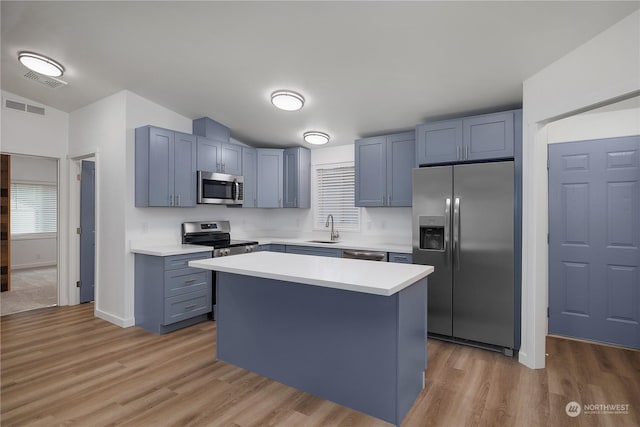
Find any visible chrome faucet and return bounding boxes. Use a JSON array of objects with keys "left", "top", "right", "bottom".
[{"left": 325, "top": 214, "right": 340, "bottom": 241}]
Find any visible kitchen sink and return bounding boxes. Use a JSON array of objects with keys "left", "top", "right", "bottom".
[{"left": 307, "top": 240, "right": 340, "bottom": 244}]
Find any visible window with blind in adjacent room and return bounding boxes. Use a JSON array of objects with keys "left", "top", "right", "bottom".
[
  {"left": 10, "top": 183, "right": 57, "bottom": 235},
  {"left": 314, "top": 163, "right": 360, "bottom": 231}
]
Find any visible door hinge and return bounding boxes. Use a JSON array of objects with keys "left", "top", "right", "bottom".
[
  {"left": 76, "top": 281, "right": 81, "bottom": 288},
  {"left": 77, "top": 227, "right": 81, "bottom": 235}
]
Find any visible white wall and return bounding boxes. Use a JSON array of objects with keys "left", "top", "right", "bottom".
[
  {"left": 520, "top": 10, "right": 640, "bottom": 369},
  {"left": 10, "top": 155, "right": 58, "bottom": 269},
  {"left": 1, "top": 91, "right": 69, "bottom": 304},
  {"left": 69, "top": 91, "right": 128, "bottom": 325},
  {"left": 547, "top": 96, "right": 640, "bottom": 144}
]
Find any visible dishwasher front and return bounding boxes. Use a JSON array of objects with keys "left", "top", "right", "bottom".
[{"left": 342, "top": 249, "right": 388, "bottom": 262}]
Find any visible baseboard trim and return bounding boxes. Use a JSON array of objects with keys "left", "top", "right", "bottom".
[
  {"left": 95, "top": 308, "right": 135, "bottom": 328},
  {"left": 11, "top": 262, "right": 57, "bottom": 270}
]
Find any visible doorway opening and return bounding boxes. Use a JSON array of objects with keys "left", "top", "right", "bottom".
[{"left": 1, "top": 153, "right": 59, "bottom": 315}]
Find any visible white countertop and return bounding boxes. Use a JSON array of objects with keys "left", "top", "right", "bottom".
[
  {"left": 254, "top": 236, "right": 412, "bottom": 254},
  {"left": 130, "top": 243, "right": 212, "bottom": 257},
  {"left": 189, "top": 252, "right": 433, "bottom": 296}
]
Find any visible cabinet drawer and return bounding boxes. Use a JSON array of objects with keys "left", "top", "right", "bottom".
[
  {"left": 164, "top": 269, "right": 210, "bottom": 298},
  {"left": 389, "top": 252, "right": 413, "bottom": 264},
  {"left": 164, "top": 252, "right": 211, "bottom": 270},
  {"left": 164, "top": 289, "right": 211, "bottom": 325}
]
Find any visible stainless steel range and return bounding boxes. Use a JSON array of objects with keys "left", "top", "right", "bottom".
[
  {"left": 182, "top": 220, "right": 258, "bottom": 319},
  {"left": 182, "top": 220, "right": 258, "bottom": 257}
]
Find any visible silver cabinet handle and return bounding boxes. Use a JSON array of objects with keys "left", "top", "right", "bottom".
[
  {"left": 394, "top": 255, "right": 408, "bottom": 260},
  {"left": 169, "top": 194, "right": 174, "bottom": 206},
  {"left": 465, "top": 145, "right": 469, "bottom": 160},
  {"left": 176, "top": 194, "right": 181, "bottom": 206},
  {"left": 184, "top": 279, "right": 197, "bottom": 285},
  {"left": 184, "top": 303, "right": 198, "bottom": 310},
  {"left": 278, "top": 198, "right": 281, "bottom": 207},
  {"left": 457, "top": 146, "right": 461, "bottom": 160},
  {"left": 222, "top": 163, "right": 225, "bottom": 173},
  {"left": 453, "top": 197, "right": 461, "bottom": 270},
  {"left": 216, "top": 163, "right": 220, "bottom": 172}
]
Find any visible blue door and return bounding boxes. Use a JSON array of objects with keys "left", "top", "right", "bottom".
[
  {"left": 80, "top": 160, "right": 95, "bottom": 303},
  {"left": 548, "top": 135, "right": 639, "bottom": 349}
]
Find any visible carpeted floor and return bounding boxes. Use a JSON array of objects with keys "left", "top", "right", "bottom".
[{"left": 0, "top": 266, "right": 57, "bottom": 316}]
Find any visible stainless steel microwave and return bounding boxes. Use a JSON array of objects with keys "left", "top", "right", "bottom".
[{"left": 197, "top": 171, "right": 244, "bottom": 205}]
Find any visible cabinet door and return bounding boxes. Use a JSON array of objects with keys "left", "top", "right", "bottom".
[
  {"left": 173, "top": 132, "right": 196, "bottom": 207},
  {"left": 257, "top": 149, "right": 283, "bottom": 208},
  {"left": 283, "top": 148, "right": 299, "bottom": 208},
  {"left": 221, "top": 143, "right": 242, "bottom": 175},
  {"left": 387, "top": 132, "right": 415, "bottom": 207},
  {"left": 148, "top": 127, "right": 174, "bottom": 206},
  {"left": 196, "top": 137, "right": 221, "bottom": 173},
  {"left": 416, "top": 119, "right": 462, "bottom": 165},
  {"left": 242, "top": 147, "right": 257, "bottom": 208},
  {"left": 355, "top": 136, "right": 387, "bottom": 206},
  {"left": 463, "top": 111, "right": 514, "bottom": 161}
]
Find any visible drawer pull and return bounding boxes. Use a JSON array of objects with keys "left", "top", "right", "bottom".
[
  {"left": 184, "top": 279, "right": 198, "bottom": 284},
  {"left": 395, "top": 256, "right": 408, "bottom": 260},
  {"left": 184, "top": 303, "right": 199, "bottom": 310}
]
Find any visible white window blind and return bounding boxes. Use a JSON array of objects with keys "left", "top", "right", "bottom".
[
  {"left": 10, "top": 183, "right": 57, "bottom": 235},
  {"left": 315, "top": 164, "right": 360, "bottom": 231}
]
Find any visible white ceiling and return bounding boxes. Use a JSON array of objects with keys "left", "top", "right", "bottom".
[{"left": 2, "top": 1, "right": 638, "bottom": 148}]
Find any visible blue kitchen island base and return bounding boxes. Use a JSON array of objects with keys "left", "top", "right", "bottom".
[{"left": 216, "top": 271, "right": 427, "bottom": 426}]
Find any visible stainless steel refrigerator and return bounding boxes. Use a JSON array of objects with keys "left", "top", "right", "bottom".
[{"left": 412, "top": 161, "right": 516, "bottom": 353}]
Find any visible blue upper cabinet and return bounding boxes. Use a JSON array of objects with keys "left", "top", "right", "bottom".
[
  {"left": 136, "top": 126, "right": 196, "bottom": 207},
  {"left": 463, "top": 111, "right": 515, "bottom": 161},
  {"left": 386, "top": 132, "right": 415, "bottom": 206},
  {"left": 416, "top": 110, "right": 519, "bottom": 165},
  {"left": 193, "top": 117, "right": 241, "bottom": 175},
  {"left": 173, "top": 132, "right": 197, "bottom": 207},
  {"left": 242, "top": 147, "right": 257, "bottom": 208},
  {"left": 196, "top": 137, "right": 242, "bottom": 175},
  {"left": 416, "top": 119, "right": 462, "bottom": 165},
  {"left": 257, "top": 149, "right": 284, "bottom": 208},
  {"left": 355, "top": 132, "right": 415, "bottom": 207},
  {"left": 355, "top": 136, "right": 387, "bottom": 206},
  {"left": 221, "top": 143, "right": 242, "bottom": 175},
  {"left": 196, "top": 136, "right": 221, "bottom": 173},
  {"left": 283, "top": 147, "right": 311, "bottom": 208}
]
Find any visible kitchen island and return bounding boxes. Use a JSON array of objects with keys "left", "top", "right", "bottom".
[{"left": 189, "top": 252, "right": 433, "bottom": 426}]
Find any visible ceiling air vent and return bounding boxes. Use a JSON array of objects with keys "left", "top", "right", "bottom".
[
  {"left": 4, "top": 98, "right": 46, "bottom": 116},
  {"left": 23, "top": 70, "right": 67, "bottom": 89}
]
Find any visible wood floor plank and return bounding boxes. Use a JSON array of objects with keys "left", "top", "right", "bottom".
[{"left": 2, "top": 304, "right": 639, "bottom": 426}]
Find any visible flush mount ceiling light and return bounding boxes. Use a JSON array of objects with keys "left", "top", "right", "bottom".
[
  {"left": 304, "top": 131, "right": 330, "bottom": 145},
  {"left": 271, "top": 90, "right": 305, "bottom": 111},
  {"left": 18, "top": 51, "right": 65, "bottom": 77}
]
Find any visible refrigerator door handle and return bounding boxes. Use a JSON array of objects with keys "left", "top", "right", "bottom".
[
  {"left": 444, "top": 198, "right": 451, "bottom": 257},
  {"left": 453, "top": 197, "right": 460, "bottom": 269}
]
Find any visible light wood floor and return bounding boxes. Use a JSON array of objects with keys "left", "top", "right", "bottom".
[{"left": 1, "top": 304, "right": 638, "bottom": 426}]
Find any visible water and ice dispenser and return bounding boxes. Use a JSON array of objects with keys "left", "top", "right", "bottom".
[{"left": 419, "top": 216, "right": 445, "bottom": 251}]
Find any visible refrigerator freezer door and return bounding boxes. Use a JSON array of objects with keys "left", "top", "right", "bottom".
[
  {"left": 412, "top": 166, "right": 453, "bottom": 336},
  {"left": 452, "top": 161, "right": 514, "bottom": 348}
]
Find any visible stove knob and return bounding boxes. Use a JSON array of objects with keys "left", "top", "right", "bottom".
[{"left": 225, "top": 249, "right": 231, "bottom": 256}]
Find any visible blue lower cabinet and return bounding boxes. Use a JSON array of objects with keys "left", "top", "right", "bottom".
[
  {"left": 259, "top": 244, "right": 286, "bottom": 252},
  {"left": 389, "top": 252, "right": 413, "bottom": 264},
  {"left": 285, "top": 245, "right": 342, "bottom": 258},
  {"left": 135, "top": 252, "right": 212, "bottom": 334}
]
